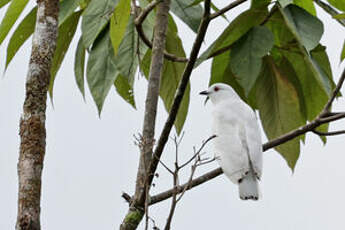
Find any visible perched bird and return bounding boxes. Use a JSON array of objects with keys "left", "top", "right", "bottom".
[{"left": 200, "top": 83, "right": 263, "bottom": 200}]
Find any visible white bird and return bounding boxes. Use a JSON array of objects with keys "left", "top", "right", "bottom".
[{"left": 200, "top": 83, "right": 263, "bottom": 200}]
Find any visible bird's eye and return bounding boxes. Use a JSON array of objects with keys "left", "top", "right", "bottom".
[{"left": 214, "top": 86, "right": 219, "bottom": 92}]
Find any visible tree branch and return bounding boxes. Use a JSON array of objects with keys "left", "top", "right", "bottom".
[
  {"left": 134, "top": 0, "right": 188, "bottom": 63},
  {"left": 209, "top": 0, "right": 248, "bottom": 20},
  {"left": 313, "top": 0, "right": 345, "bottom": 27},
  {"left": 149, "top": 65, "right": 345, "bottom": 205},
  {"left": 16, "top": 1, "right": 59, "bottom": 229},
  {"left": 120, "top": 1, "right": 172, "bottom": 229},
  {"left": 147, "top": 0, "right": 212, "bottom": 195},
  {"left": 312, "top": 129, "right": 345, "bottom": 136}
]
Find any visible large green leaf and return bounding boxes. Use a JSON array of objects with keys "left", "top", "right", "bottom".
[
  {"left": 196, "top": 6, "right": 269, "bottom": 67},
  {"left": 0, "top": 0, "right": 11, "bottom": 9},
  {"left": 49, "top": 11, "right": 81, "bottom": 98},
  {"left": 327, "top": 0, "right": 345, "bottom": 11},
  {"left": 281, "top": 4, "right": 323, "bottom": 51},
  {"left": 341, "top": 39, "right": 345, "bottom": 63},
  {"left": 59, "top": 0, "right": 82, "bottom": 25},
  {"left": 256, "top": 56, "right": 305, "bottom": 170},
  {"left": 6, "top": 6, "right": 36, "bottom": 69},
  {"left": 141, "top": 17, "right": 189, "bottom": 134},
  {"left": 81, "top": 0, "right": 120, "bottom": 48},
  {"left": 87, "top": 28, "right": 118, "bottom": 114},
  {"left": 170, "top": 0, "right": 203, "bottom": 33},
  {"left": 230, "top": 26, "right": 274, "bottom": 96},
  {"left": 0, "top": 0, "right": 29, "bottom": 46},
  {"left": 110, "top": 0, "right": 131, "bottom": 55},
  {"left": 293, "top": 0, "right": 316, "bottom": 16},
  {"left": 74, "top": 36, "right": 86, "bottom": 98}
]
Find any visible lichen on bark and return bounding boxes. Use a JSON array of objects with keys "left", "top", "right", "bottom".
[{"left": 16, "top": 1, "right": 59, "bottom": 230}]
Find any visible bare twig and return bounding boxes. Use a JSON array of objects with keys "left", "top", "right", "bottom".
[
  {"left": 312, "top": 129, "right": 345, "bottom": 136},
  {"left": 134, "top": 0, "right": 188, "bottom": 62},
  {"left": 321, "top": 67, "right": 345, "bottom": 114},
  {"left": 179, "top": 135, "right": 217, "bottom": 169},
  {"left": 313, "top": 0, "right": 345, "bottom": 27},
  {"left": 164, "top": 135, "right": 215, "bottom": 230},
  {"left": 209, "top": 0, "right": 248, "bottom": 20}
]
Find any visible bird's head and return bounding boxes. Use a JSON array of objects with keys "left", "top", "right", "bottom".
[{"left": 199, "top": 83, "right": 239, "bottom": 105}]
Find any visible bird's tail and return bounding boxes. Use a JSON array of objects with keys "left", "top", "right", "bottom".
[{"left": 238, "top": 167, "right": 259, "bottom": 201}]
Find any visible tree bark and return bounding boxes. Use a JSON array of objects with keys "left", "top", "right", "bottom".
[
  {"left": 16, "top": 1, "right": 59, "bottom": 229},
  {"left": 120, "top": 0, "right": 171, "bottom": 229}
]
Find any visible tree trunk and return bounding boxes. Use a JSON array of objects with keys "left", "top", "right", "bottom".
[
  {"left": 120, "top": 0, "right": 171, "bottom": 229},
  {"left": 16, "top": 1, "right": 59, "bottom": 229}
]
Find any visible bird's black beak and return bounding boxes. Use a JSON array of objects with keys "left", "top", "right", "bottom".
[
  {"left": 199, "top": 90, "right": 209, "bottom": 105},
  {"left": 199, "top": 90, "right": 209, "bottom": 95}
]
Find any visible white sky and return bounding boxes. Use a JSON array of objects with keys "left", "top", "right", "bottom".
[{"left": 1, "top": 1, "right": 345, "bottom": 229}]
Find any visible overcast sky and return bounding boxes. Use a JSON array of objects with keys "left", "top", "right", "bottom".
[{"left": 1, "top": 1, "right": 345, "bottom": 230}]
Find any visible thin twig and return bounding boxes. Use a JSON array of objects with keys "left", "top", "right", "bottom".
[
  {"left": 312, "top": 129, "right": 345, "bottom": 136},
  {"left": 313, "top": 0, "right": 345, "bottom": 27},
  {"left": 321, "top": 67, "right": 345, "bottom": 114},
  {"left": 179, "top": 135, "right": 217, "bottom": 169},
  {"left": 209, "top": 0, "right": 248, "bottom": 20}
]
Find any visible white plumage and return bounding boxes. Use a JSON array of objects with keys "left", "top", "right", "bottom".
[{"left": 200, "top": 83, "right": 263, "bottom": 200}]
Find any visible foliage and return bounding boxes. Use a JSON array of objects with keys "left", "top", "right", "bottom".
[{"left": 1, "top": 0, "right": 344, "bottom": 170}]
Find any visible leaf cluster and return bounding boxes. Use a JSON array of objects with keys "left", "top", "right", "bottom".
[{"left": 1, "top": 0, "right": 345, "bottom": 169}]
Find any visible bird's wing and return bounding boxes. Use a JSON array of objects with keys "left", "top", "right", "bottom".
[{"left": 239, "top": 104, "right": 263, "bottom": 178}]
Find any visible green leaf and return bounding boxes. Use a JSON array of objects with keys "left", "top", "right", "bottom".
[
  {"left": 281, "top": 4, "right": 323, "bottom": 51},
  {"left": 196, "top": 6, "right": 269, "bottom": 67},
  {"left": 114, "top": 74, "right": 136, "bottom": 108},
  {"left": 210, "top": 51, "right": 246, "bottom": 102},
  {"left": 0, "top": 0, "right": 29, "bottom": 46},
  {"left": 251, "top": 0, "right": 271, "bottom": 8},
  {"left": 141, "top": 17, "right": 190, "bottom": 134},
  {"left": 277, "top": 0, "right": 293, "bottom": 8},
  {"left": 255, "top": 56, "right": 305, "bottom": 170},
  {"left": 74, "top": 36, "right": 86, "bottom": 98},
  {"left": 341, "top": 39, "right": 345, "bottom": 63},
  {"left": 87, "top": 27, "right": 118, "bottom": 114},
  {"left": 110, "top": 0, "right": 131, "bottom": 55},
  {"left": 6, "top": 6, "right": 36, "bottom": 69},
  {"left": 333, "top": 13, "right": 345, "bottom": 20},
  {"left": 59, "top": 0, "right": 82, "bottom": 25},
  {"left": 293, "top": 0, "right": 316, "bottom": 16},
  {"left": 0, "top": 0, "right": 11, "bottom": 9},
  {"left": 81, "top": 0, "right": 120, "bottom": 48},
  {"left": 115, "top": 15, "right": 150, "bottom": 82},
  {"left": 112, "top": 3, "right": 154, "bottom": 108},
  {"left": 327, "top": 0, "right": 345, "bottom": 11},
  {"left": 170, "top": 0, "right": 203, "bottom": 33},
  {"left": 49, "top": 11, "right": 81, "bottom": 98},
  {"left": 230, "top": 26, "right": 274, "bottom": 96}
]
